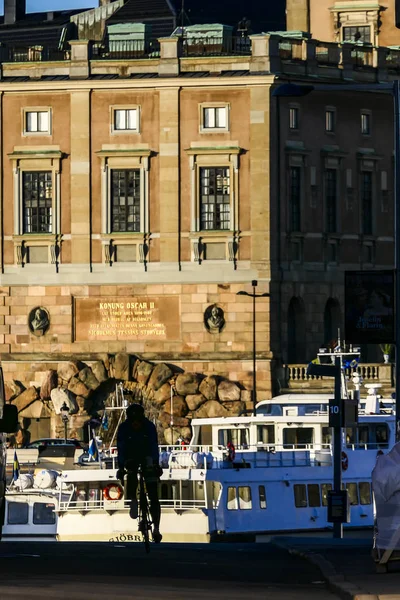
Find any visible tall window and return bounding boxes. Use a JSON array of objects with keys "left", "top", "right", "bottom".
[
  {"left": 361, "top": 171, "right": 373, "bottom": 234},
  {"left": 325, "top": 169, "right": 337, "bottom": 233},
  {"left": 289, "top": 107, "right": 299, "bottom": 130},
  {"left": 22, "top": 171, "right": 52, "bottom": 233},
  {"left": 111, "top": 169, "right": 141, "bottom": 232},
  {"left": 343, "top": 26, "right": 371, "bottom": 43},
  {"left": 200, "top": 167, "right": 230, "bottom": 230},
  {"left": 325, "top": 110, "right": 335, "bottom": 133},
  {"left": 361, "top": 113, "right": 371, "bottom": 135},
  {"left": 289, "top": 166, "right": 301, "bottom": 231}
]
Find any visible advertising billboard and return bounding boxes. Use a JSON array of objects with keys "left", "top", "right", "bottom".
[{"left": 345, "top": 270, "right": 394, "bottom": 344}]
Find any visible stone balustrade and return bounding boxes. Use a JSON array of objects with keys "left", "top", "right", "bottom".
[{"left": 283, "top": 363, "right": 393, "bottom": 393}]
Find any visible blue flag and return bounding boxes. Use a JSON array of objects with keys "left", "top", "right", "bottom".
[
  {"left": 101, "top": 412, "right": 109, "bottom": 431},
  {"left": 12, "top": 450, "right": 20, "bottom": 482},
  {"left": 88, "top": 431, "right": 99, "bottom": 462}
]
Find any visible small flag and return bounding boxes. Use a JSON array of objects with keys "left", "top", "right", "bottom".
[
  {"left": 12, "top": 450, "right": 20, "bottom": 482},
  {"left": 101, "top": 411, "right": 109, "bottom": 431},
  {"left": 88, "top": 431, "right": 99, "bottom": 462}
]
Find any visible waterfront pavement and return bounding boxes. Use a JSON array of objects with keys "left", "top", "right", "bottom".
[
  {"left": 271, "top": 532, "right": 400, "bottom": 599},
  {"left": 0, "top": 541, "right": 342, "bottom": 599}
]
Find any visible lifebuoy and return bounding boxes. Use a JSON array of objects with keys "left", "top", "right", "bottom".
[
  {"left": 103, "top": 483, "right": 123, "bottom": 501},
  {"left": 227, "top": 441, "right": 236, "bottom": 462},
  {"left": 341, "top": 451, "right": 349, "bottom": 471}
]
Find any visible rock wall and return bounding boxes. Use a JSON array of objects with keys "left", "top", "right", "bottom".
[{"left": 6, "top": 353, "right": 253, "bottom": 445}]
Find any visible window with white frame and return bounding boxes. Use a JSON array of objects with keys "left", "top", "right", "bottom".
[
  {"left": 202, "top": 106, "right": 228, "bottom": 130},
  {"left": 113, "top": 108, "right": 139, "bottom": 132},
  {"left": 22, "top": 171, "right": 53, "bottom": 233},
  {"left": 25, "top": 110, "right": 50, "bottom": 134},
  {"left": 200, "top": 167, "right": 230, "bottom": 230},
  {"left": 110, "top": 169, "right": 141, "bottom": 232}
]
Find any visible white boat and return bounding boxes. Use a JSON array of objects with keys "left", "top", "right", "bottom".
[{"left": 3, "top": 379, "right": 394, "bottom": 542}]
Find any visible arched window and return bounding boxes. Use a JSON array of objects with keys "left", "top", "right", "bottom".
[
  {"left": 287, "top": 297, "right": 306, "bottom": 363},
  {"left": 324, "top": 298, "right": 341, "bottom": 345}
]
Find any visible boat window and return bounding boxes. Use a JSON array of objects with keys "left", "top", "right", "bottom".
[
  {"left": 346, "top": 483, "right": 359, "bottom": 505},
  {"left": 358, "top": 425, "right": 369, "bottom": 446},
  {"left": 283, "top": 428, "right": 314, "bottom": 448},
  {"left": 198, "top": 424, "right": 212, "bottom": 446},
  {"left": 160, "top": 483, "right": 174, "bottom": 500},
  {"left": 8, "top": 502, "right": 29, "bottom": 525},
  {"left": 259, "top": 485, "right": 267, "bottom": 509},
  {"left": 294, "top": 484, "right": 307, "bottom": 508},
  {"left": 257, "top": 404, "right": 282, "bottom": 416},
  {"left": 218, "top": 428, "right": 250, "bottom": 449},
  {"left": 227, "top": 487, "right": 238, "bottom": 510},
  {"left": 346, "top": 427, "right": 356, "bottom": 447},
  {"left": 33, "top": 503, "right": 55, "bottom": 525},
  {"left": 375, "top": 424, "right": 389, "bottom": 449},
  {"left": 359, "top": 482, "right": 372, "bottom": 505},
  {"left": 307, "top": 484, "right": 321, "bottom": 507},
  {"left": 322, "top": 427, "right": 332, "bottom": 446},
  {"left": 321, "top": 483, "right": 332, "bottom": 507},
  {"left": 238, "top": 486, "right": 252, "bottom": 510},
  {"left": 257, "top": 425, "right": 275, "bottom": 445}
]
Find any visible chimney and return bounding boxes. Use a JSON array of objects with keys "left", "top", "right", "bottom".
[{"left": 4, "top": 0, "right": 26, "bottom": 25}]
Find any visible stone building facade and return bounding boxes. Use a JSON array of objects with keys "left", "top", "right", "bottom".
[
  {"left": 0, "top": 21, "right": 397, "bottom": 438},
  {"left": 287, "top": 0, "right": 400, "bottom": 47}
]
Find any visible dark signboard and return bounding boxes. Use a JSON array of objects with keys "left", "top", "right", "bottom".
[
  {"left": 345, "top": 271, "right": 394, "bottom": 344},
  {"left": 327, "top": 490, "right": 350, "bottom": 523}
]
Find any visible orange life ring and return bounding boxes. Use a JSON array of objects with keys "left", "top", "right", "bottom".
[
  {"left": 103, "top": 483, "right": 123, "bottom": 501},
  {"left": 341, "top": 451, "right": 349, "bottom": 471},
  {"left": 227, "top": 442, "right": 236, "bottom": 462}
]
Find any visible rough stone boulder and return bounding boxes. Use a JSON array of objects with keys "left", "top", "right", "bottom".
[
  {"left": 58, "top": 361, "right": 80, "bottom": 383},
  {"left": 170, "top": 395, "right": 188, "bottom": 418},
  {"left": 68, "top": 377, "right": 90, "bottom": 399},
  {"left": 153, "top": 383, "right": 171, "bottom": 406},
  {"left": 5, "top": 380, "right": 25, "bottom": 402},
  {"left": 113, "top": 353, "right": 130, "bottom": 380},
  {"left": 175, "top": 373, "right": 200, "bottom": 396},
  {"left": 40, "top": 370, "right": 58, "bottom": 400},
  {"left": 79, "top": 367, "right": 100, "bottom": 391},
  {"left": 20, "top": 400, "right": 51, "bottom": 420},
  {"left": 164, "top": 427, "right": 192, "bottom": 445},
  {"left": 50, "top": 387, "right": 77, "bottom": 415},
  {"left": 159, "top": 411, "right": 190, "bottom": 429},
  {"left": 13, "top": 387, "right": 39, "bottom": 413},
  {"left": 194, "top": 400, "right": 229, "bottom": 419},
  {"left": 218, "top": 380, "right": 241, "bottom": 402},
  {"left": 199, "top": 375, "right": 218, "bottom": 401},
  {"left": 135, "top": 361, "right": 154, "bottom": 385},
  {"left": 147, "top": 363, "right": 173, "bottom": 391},
  {"left": 91, "top": 361, "right": 108, "bottom": 383},
  {"left": 75, "top": 395, "right": 92, "bottom": 415},
  {"left": 185, "top": 394, "right": 207, "bottom": 412},
  {"left": 224, "top": 400, "right": 246, "bottom": 416}
]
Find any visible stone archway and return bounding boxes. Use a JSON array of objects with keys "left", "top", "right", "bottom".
[
  {"left": 287, "top": 297, "right": 306, "bottom": 363},
  {"left": 324, "top": 298, "right": 341, "bottom": 345}
]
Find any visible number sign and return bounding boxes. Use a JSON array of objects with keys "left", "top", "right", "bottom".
[{"left": 329, "top": 397, "right": 344, "bottom": 428}]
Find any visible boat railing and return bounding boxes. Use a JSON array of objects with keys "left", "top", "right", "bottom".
[{"left": 57, "top": 497, "right": 207, "bottom": 512}]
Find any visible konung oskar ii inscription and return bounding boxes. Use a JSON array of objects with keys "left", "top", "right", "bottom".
[{"left": 74, "top": 297, "right": 180, "bottom": 342}]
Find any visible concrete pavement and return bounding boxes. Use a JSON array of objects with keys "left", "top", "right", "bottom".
[
  {"left": 272, "top": 534, "right": 400, "bottom": 600},
  {"left": 0, "top": 541, "right": 341, "bottom": 600}
]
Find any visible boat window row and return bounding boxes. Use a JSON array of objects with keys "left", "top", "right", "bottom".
[
  {"left": 7, "top": 501, "right": 56, "bottom": 525},
  {"left": 294, "top": 482, "right": 372, "bottom": 508},
  {"left": 346, "top": 424, "right": 389, "bottom": 448},
  {"left": 227, "top": 485, "right": 267, "bottom": 510}
]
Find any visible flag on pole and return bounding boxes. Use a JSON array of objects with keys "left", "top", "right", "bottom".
[
  {"left": 12, "top": 450, "right": 20, "bottom": 482},
  {"left": 88, "top": 430, "right": 99, "bottom": 462},
  {"left": 101, "top": 411, "right": 109, "bottom": 431}
]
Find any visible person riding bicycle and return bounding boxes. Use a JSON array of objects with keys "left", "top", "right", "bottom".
[{"left": 116, "top": 403, "right": 163, "bottom": 543}]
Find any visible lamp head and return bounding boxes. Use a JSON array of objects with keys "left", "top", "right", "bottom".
[{"left": 60, "top": 401, "right": 69, "bottom": 416}]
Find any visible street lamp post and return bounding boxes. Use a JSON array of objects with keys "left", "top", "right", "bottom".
[
  {"left": 60, "top": 402, "right": 70, "bottom": 443},
  {"left": 273, "top": 81, "right": 400, "bottom": 441},
  {"left": 237, "top": 280, "right": 270, "bottom": 416}
]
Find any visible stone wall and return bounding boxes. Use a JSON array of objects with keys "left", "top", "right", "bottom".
[{"left": 6, "top": 353, "right": 254, "bottom": 446}]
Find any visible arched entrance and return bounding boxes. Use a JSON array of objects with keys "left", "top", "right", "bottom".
[
  {"left": 324, "top": 298, "right": 341, "bottom": 345},
  {"left": 287, "top": 297, "right": 306, "bottom": 363}
]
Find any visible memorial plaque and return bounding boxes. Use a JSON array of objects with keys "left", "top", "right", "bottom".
[{"left": 74, "top": 296, "right": 180, "bottom": 342}]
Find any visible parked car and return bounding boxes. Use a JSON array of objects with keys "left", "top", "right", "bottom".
[{"left": 25, "top": 438, "right": 87, "bottom": 450}]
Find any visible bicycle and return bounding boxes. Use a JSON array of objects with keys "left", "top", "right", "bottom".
[{"left": 137, "top": 464, "right": 152, "bottom": 554}]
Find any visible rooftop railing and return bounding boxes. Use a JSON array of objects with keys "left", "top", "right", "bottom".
[
  {"left": 0, "top": 45, "right": 69, "bottom": 62},
  {"left": 181, "top": 36, "right": 251, "bottom": 57},
  {"left": 91, "top": 39, "right": 160, "bottom": 60}
]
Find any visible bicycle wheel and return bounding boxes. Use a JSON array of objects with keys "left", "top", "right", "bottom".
[{"left": 139, "top": 476, "right": 151, "bottom": 554}]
